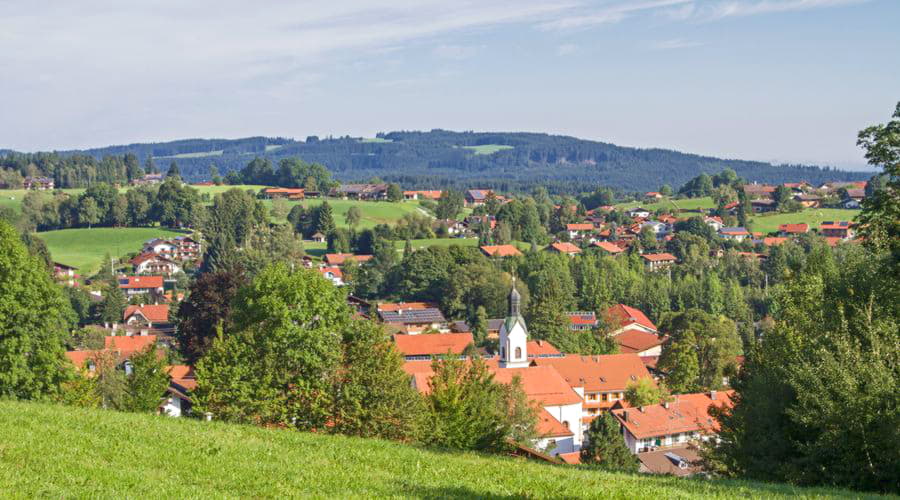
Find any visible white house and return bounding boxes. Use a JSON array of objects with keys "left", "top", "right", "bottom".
[{"left": 629, "top": 207, "right": 651, "bottom": 219}]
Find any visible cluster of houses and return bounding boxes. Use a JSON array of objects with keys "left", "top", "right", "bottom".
[{"left": 739, "top": 180, "right": 868, "bottom": 212}]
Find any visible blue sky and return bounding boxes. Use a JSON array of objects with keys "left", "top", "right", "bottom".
[{"left": 1, "top": 0, "right": 897, "bottom": 169}]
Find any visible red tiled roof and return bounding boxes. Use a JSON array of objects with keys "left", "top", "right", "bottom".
[
  {"left": 566, "top": 223, "right": 594, "bottom": 231},
  {"left": 118, "top": 276, "right": 164, "bottom": 289},
  {"left": 611, "top": 391, "right": 735, "bottom": 440},
  {"left": 537, "top": 408, "right": 574, "bottom": 438},
  {"left": 616, "top": 330, "right": 665, "bottom": 354},
  {"left": 762, "top": 237, "right": 788, "bottom": 246},
  {"left": 318, "top": 266, "right": 343, "bottom": 279},
  {"left": 491, "top": 365, "right": 584, "bottom": 406},
  {"left": 605, "top": 304, "right": 657, "bottom": 332},
  {"left": 480, "top": 245, "right": 523, "bottom": 257},
  {"left": 392, "top": 333, "right": 473, "bottom": 357},
  {"left": 592, "top": 241, "right": 623, "bottom": 253},
  {"left": 105, "top": 335, "right": 157, "bottom": 351},
  {"left": 527, "top": 340, "right": 561, "bottom": 356},
  {"left": 532, "top": 354, "right": 655, "bottom": 393},
  {"left": 167, "top": 365, "right": 197, "bottom": 390},
  {"left": 820, "top": 221, "right": 852, "bottom": 230},
  {"left": 123, "top": 304, "right": 170, "bottom": 323},
  {"left": 550, "top": 242, "right": 582, "bottom": 254},
  {"left": 640, "top": 253, "right": 677, "bottom": 262},
  {"left": 65, "top": 350, "right": 102, "bottom": 369},
  {"left": 558, "top": 452, "right": 582, "bottom": 464},
  {"left": 567, "top": 313, "right": 598, "bottom": 326},
  {"left": 324, "top": 253, "right": 374, "bottom": 265},
  {"left": 778, "top": 223, "right": 809, "bottom": 234}
]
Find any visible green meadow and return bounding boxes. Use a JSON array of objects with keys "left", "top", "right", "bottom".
[
  {"left": 35, "top": 227, "right": 186, "bottom": 274},
  {"left": 0, "top": 401, "right": 865, "bottom": 499},
  {"left": 266, "top": 198, "right": 428, "bottom": 229},
  {"left": 614, "top": 197, "right": 717, "bottom": 212},
  {"left": 462, "top": 144, "right": 514, "bottom": 155},
  {"left": 749, "top": 208, "right": 860, "bottom": 234}
]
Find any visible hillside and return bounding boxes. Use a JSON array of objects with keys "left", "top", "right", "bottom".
[
  {"left": 6, "top": 131, "right": 868, "bottom": 194},
  {"left": 0, "top": 401, "right": 870, "bottom": 498}
]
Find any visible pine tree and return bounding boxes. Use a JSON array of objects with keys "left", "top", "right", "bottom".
[
  {"left": 166, "top": 161, "right": 181, "bottom": 179},
  {"left": 0, "top": 220, "right": 75, "bottom": 399},
  {"left": 471, "top": 305, "right": 488, "bottom": 345},
  {"left": 98, "top": 286, "right": 127, "bottom": 324},
  {"left": 121, "top": 344, "right": 170, "bottom": 413},
  {"left": 314, "top": 201, "right": 336, "bottom": 236},
  {"left": 581, "top": 412, "right": 639, "bottom": 472}
]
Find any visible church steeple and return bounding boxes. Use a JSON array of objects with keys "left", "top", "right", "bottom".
[{"left": 499, "top": 278, "right": 528, "bottom": 368}]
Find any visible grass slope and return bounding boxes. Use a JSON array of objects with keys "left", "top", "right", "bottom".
[
  {"left": 463, "top": 144, "right": 514, "bottom": 155},
  {"left": 35, "top": 227, "right": 185, "bottom": 274},
  {"left": 749, "top": 208, "right": 860, "bottom": 234},
  {"left": 0, "top": 401, "right": 862, "bottom": 499},
  {"left": 614, "top": 197, "right": 716, "bottom": 212},
  {"left": 266, "top": 199, "right": 426, "bottom": 229}
]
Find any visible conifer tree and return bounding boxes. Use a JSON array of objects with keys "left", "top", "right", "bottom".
[
  {"left": 581, "top": 413, "right": 639, "bottom": 472},
  {"left": 121, "top": 344, "right": 170, "bottom": 413}
]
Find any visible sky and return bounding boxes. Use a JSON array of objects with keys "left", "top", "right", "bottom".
[{"left": 1, "top": 0, "right": 897, "bottom": 170}]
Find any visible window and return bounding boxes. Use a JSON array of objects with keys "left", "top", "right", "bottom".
[
  {"left": 514, "top": 347, "right": 522, "bottom": 359},
  {"left": 563, "top": 421, "right": 570, "bottom": 430}
]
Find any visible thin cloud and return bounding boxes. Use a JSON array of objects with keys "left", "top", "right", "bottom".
[
  {"left": 538, "top": 0, "right": 692, "bottom": 31},
  {"left": 649, "top": 38, "right": 703, "bottom": 50},
  {"left": 697, "top": 0, "right": 868, "bottom": 21}
]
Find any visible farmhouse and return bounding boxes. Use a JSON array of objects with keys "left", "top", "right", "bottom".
[
  {"left": 378, "top": 303, "right": 449, "bottom": 334},
  {"left": 778, "top": 223, "right": 809, "bottom": 236},
  {"left": 742, "top": 184, "right": 776, "bottom": 199},
  {"left": 819, "top": 221, "right": 854, "bottom": 239},
  {"left": 317, "top": 266, "right": 344, "bottom": 286},
  {"left": 324, "top": 253, "right": 373, "bottom": 266},
  {"left": 566, "top": 312, "right": 598, "bottom": 331},
  {"left": 403, "top": 190, "right": 442, "bottom": 201},
  {"left": 118, "top": 275, "right": 164, "bottom": 299},
  {"left": 332, "top": 184, "right": 388, "bottom": 200},
  {"left": 548, "top": 242, "right": 582, "bottom": 256},
  {"left": 641, "top": 253, "right": 677, "bottom": 271},
  {"left": 611, "top": 391, "right": 734, "bottom": 454},
  {"left": 592, "top": 241, "right": 624, "bottom": 255},
  {"left": 718, "top": 227, "right": 750, "bottom": 242},
  {"left": 123, "top": 304, "right": 170, "bottom": 328},
  {"left": 480, "top": 244, "right": 523, "bottom": 258},
  {"left": 566, "top": 223, "right": 595, "bottom": 239},
  {"left": 750, "top": 199, "right": 776, "bottom": 213},
  {"left": 465, "top": 189, "right": 493, "bottom": 206},
  {"left": 130, "top": 252, "right": 181, "bottom": 275},
  {"left": 628, "top": 207, "right": 650, "bottom": 219},
  {"left": 24, "top": 176, "right": 54, "bottom": 190},
  {"left": 604, "top": 304, "right": 658, "bottom": 336},
  {"left": 261, "top": 187, "right": 305, "bottom": 200},
  {"left": 131, "top": 173, "right": 163, "bottom": 186}
]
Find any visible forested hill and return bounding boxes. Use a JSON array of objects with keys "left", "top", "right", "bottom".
[{"left": 9, "top": 131, "right": 867, "bottom": 193}]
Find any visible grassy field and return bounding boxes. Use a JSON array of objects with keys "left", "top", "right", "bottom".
[
  {"left": 155, "top": 150, "right": 224, "bottom": 159},
  {"left": 462, "top": 144, "right": 514, "bottom": 155},
  {"left": 749, "top": 208, "right": 860, "bottom": 234},
  {"left": 266, "top": 198, "right": 428, "bottom": 229},
  {"left": 392, "top": 237, "right": 478, "bottom": 251},
  {"left": 35, "top": 227, "right": 186, "bottom": 274},
  {"left": 0, "top": 401, "right": 864, "bottom": 499},
  {"left": 614, "top": 197, "right": 716, "bottom": 212}
]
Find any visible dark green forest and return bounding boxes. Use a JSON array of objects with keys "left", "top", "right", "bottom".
[{"left": 1, "top": 130, "right": 867, "bottom": 193}]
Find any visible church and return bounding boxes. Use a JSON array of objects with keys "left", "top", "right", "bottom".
[{"left": 403, "top": 284, "right": 584, "bottom": 456}]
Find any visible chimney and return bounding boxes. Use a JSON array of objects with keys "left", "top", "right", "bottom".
[
  {"left": 537, "top": 340, "right": 543, "bottom": 346},
  {"left": 622, "top": 411, "right": 627, "bottom": 422},
  {"left": 663, "top": 401, "right": 670, "bottom": 409},
  {"left": 710, "top": 390, "right": 717, "bottom": 400},
  {"left": 639, "top": 406, "right": 645, "bottom": 413}
]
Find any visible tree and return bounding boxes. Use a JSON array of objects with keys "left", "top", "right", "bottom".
[
  {"left": 166, "top": 161, "right": 181, "bottom": 179},
  {"left": 120, "top": 344, "right": 170, "bottom": 413},
  {"left": 0, "top": 220, "right": 75, "bottom": 399},
  {"left": 97, "top": 286, "right": 127, "bottom": 324},
  {"left": 330, "top": 320, "right": 424, "bottom": 441},
  {"left": 314, "top": 201, "right": 336, "bottom": 236},
  {"left": 387, "top": 183, "right": 403, "bottom": 202},
  {"left": 435, "top": 189, "right": 464, "bottom": 220},
  {"left": 210, "top": 165, "right": 223, "bottom": 185},
  {"left": 423, "top": 356, "right": 536, "bottom": 452},
  {"left": 657, "top": 330, "right": 699, "bottom": 393},
  {"left": 658, "top": 309, "right": 740, "bottom": 391},
  {"left": 624, "top": 377, "right": 666, "bottom": 407},
  {"left": 471, "top": 305, "right": 489, "bottom": 345},
  {"left": 346, "top": 206, "right": 362, "bottom": 229},
  {"left": 659, "top": 184, "right": 673, "bottom": 196},
  {"left": 78, "top": 196, "right": 100, "bottom": 228},
  {"left": 270, "top": 197, "right": 289, "bottom": 220},
  {"left": 194, "top": 264, "right": 349, "bottom": 429},
  {"left": 856, "top": 101, "right": 899, "bottom": 264},
  {"left": 581, "top": 413, "right": 639, "bottom": 472},
  {"left": 175, "top": 267, "right": 247, "bottom": 364}
]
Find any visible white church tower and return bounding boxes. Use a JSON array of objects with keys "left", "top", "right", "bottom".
[{"left": 499, "top": 281, "right": 529, "bottom": 368}]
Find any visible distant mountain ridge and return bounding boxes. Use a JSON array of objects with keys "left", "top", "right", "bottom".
[{"left": 5, "top": 131, "right": 868, "bottom": 193}]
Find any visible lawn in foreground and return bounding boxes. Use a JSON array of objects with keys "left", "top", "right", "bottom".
[
  {"left": 749, "top": 208, "right": 860, "bottom": 234},
  {"left": 0, "top": 401, "right": 862, "bottom": 499},
  {"left": 35, "top": 227, "right": 185, "bottom": 274}
]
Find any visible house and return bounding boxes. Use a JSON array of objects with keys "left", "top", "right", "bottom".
[
  {"left": 532, "top": 353, "right": 656, "bottom": 424},
  {"left": 778, "top": 223, "right": 809, "bottom": 236},
  {"left": 548, "top": 242, "right": 582, "bottom": 256},
  {"left": 611, "top": 391, "right": 734, "bottom": 454},
  {"left": 819, "top": 221, "right": 854, "bottom": 239},
  {"left": 628, "top": 207, "right": 651, "bottom": 219},
  {"left": 742, "top": 184, "right": 776, "bottom": 199},
  {"left": 403, "top": 190, "right": 442, "bottom": 201},
  {"left": 131, "top": 173, "right": 163, "bottom": 186},
  {"left": 160, "top": 365, "right": 196, "bottom": 417},
  {"left": 324, "top": 253, "right": 373, "bottom": 266},
  {"left": 105, "top": 334, "right": 158, "bottom": 351},
  {"left": 566, "top": 312, "right": 599, "bottom": 331},
  {"left": 130, "top": 252, "right": 181, "bottom": 275},
  {"left": 794, "top": 194, "right": 823, "bottom": 208},
  {"left": 641, "top": 221, "right": 670, "bottom": 239},
  {"left": 450, "top": 318, "right": 505, "bottom": 339},
  {"left": 378, "top": 303, "right": 448, "bottom": 334},
  {"left": 644, "top": 192, "right": 663, "bottom": 200},
  {"left": 23, "top": 176, "right": 54, "bottom": 190},
  {"left": 392, "top": 332, "right": 473, "bottom": 360},
  {"left": 261, "top": 187, "right": 305, "bottom": 200},
  {"left": 310, "top": 232, "right": 326, "bottom": 243},
  {"left": 317, "top": 266, "right": 344, "bottom": 286},
  {"left": 592, "top": 241, "right": 624, "bottom": 255},
  {"left": 750, "top": 199, "right": 776, "bottom": 213},
  {"left": 614, "top": 329, "right": 666, "bottom": 356},
  {"left": 118, "top": 275, "right": 164, "bottom": 299},
  {"left": 123, "top": 304, "right": 170, "bottom": 328},
  {"left": 604, "top": 304, "right": 658, "bottom": 336},
  {"left": 143, "top": 238, "right": 178, "bottom": 257},
  {"left": 53, "top": 262, "right": 78, "bottom": 286},
  {"left": 433, "top": 219, "right": 467, "bottom": 236},
  {"left": 465, "top": 189, "right": 493, "bottom": 206},
  {"left": 636, "top": 447, "right": 702, "bottom": 476},
  {"left": 703, "top": 216, "right": 725, "bottom": 231},
  {"left": 332, "top": 183, "right": 389, "bottom": 200},
  {"left": 65, "top": 338, "right": 160, "bottom": 376},
  {"left": 172, "top": 236, "right": 201, "bottom": 261},
  {"left": 566, "top": 223, "right": 595, "bottom": 240},
  {"left": 640, "top": 253, "right": 677, "bottom": 271},
  {"left": 762, "top": 237, "right": 789, "bottom": 247},
  {"left": 718, "top": 227, "right": 751, "bottom": 242},
  {"left": 480, "top": 245, "right": 523, "bottom": 258}
]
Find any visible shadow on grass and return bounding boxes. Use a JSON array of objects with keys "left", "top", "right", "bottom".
[{"left": 398, "top": 484, "right": 528, "bottom": 499}]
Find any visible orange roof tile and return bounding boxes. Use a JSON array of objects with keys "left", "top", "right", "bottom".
[
  {"left": 324, "top": 253, "right": 374, "bottom": 265},
  {"left": 480, "top": 245, "right": 523, "bottom": 257},
  {"left": 490, "top": 365, "right": 584, "bottom": 406},
  {"left": 532, "top": 354, "right": 654, "bottom": 393},
  {"left": 537, "top": 408, "right": 574, "bottom": 438},
  {"left": 123, "top": 304, "right": 170, "bottom": 323},
  {"left": 118, "top": 275, "right": 164, "bottom": 289},
  {"left": 550, "top": 242, "right": 582, "bottom": 254},
  {"left": 762, "top": 237, "right": 789, "bottom": 246},
  {"left": 611, "top": 391, "right": 734, "bottom": 439},
  {"left": 592, "top": 241, "right": 623, "bottom": 253},
  {"left": 558, "top": 452, "right": 582, "bottom": 465},
  {"left": 392, "top": 333, "right": 473, "bottom": 357},
  {"left": 104, "top": 335, "right": 157, "bottom": 351},
  {"left": 527, "top": 340, "right": 561, "bottom": 356},
  {"left": 605, "top": 304, "right": 657, "bottom": 332},
  {"left": 167, "top": 365, "right": 197, "bottom": 390},
  {"left": 778, "top": 223, "right": 809, "bottom": 234},
  {"left": 615, "top": 330, "right": 665, "bottom": 354},
  {"left": 640, "top": 253, "right": 677, "bottom": 262},
  {"left": 566, "top": 223, "right": 594, "bottom": 231}
]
